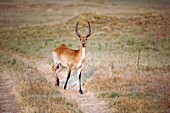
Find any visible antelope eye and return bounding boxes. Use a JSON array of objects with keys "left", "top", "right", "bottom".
[{"left": 80, "top": 39, "right": 81, "bottom": 41}]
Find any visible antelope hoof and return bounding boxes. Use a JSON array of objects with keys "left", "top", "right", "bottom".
[
  {"left": 64, "top": 85, "right": 67, "bottom": 90},
  {"left": 79, "top": 90, "right": 83, "bottom": 94},
  {"left": 55, "top": 82, "right": 59, "bottom": 87}
]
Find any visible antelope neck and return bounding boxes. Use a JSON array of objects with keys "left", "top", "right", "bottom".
[{"left": 79, "top": 46, "right": 86, "bottom": 61}]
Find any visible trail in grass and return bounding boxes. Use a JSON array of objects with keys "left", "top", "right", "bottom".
[
  {"left": 0, "top": 74, "right": 17, "bottom": 113},
  {"left": 1, "top": 50, "right": 111, "bottom": 113}
]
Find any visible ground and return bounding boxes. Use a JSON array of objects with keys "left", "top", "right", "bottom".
[{"left": 0, "top": 0, "right": 170, "bottom": 113}]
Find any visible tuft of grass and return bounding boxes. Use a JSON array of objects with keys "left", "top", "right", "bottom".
[
  {"left": 126, "top": 92, "right": 142, "bottom": 100},
  {"left": 127, "top": 37, "right": 135, "bottom": 46},
  {"left": 98, "top": 92, "right": 119, "bottom": 98},
  {"left": 11, "top": 59, "right": 17, "bottom": 66}
]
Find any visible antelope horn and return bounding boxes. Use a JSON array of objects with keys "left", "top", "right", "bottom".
[
  {"left": 76, "top": 21, "right": 81, "bottom": 38},
  {"left": 86, "top": 21, "right": 91, "bottom": 38}
]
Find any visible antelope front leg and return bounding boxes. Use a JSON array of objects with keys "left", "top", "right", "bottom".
[
  {"left": 77, "top": 68, "right": 83, "bottom": 94},
  {"left": 64, "top": 68, "right": 71, "bottom": 90}
]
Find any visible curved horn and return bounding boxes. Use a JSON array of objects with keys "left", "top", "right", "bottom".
[
  {"left": 76, "top": 21, "right": 81, "bottom": 38},
  {"left": 86, "top": 21, "right": 91, "bottom": 38}
]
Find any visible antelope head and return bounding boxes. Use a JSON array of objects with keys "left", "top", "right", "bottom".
[{"left": 76, "top": 21, "right": 92, "bottom": 47}]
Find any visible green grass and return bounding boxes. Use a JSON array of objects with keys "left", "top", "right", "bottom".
[{"left": 98, "top": 92, "right": 120, "bottom": 98}]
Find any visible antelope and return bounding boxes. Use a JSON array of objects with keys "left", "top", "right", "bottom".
[{"left": 52, "top": 21, "right": 92, "bottom": 94}]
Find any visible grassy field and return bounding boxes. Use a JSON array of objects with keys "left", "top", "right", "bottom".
[
  {"left": 0, "top": 53, "right": 82, "bottom": 113},
  {"left": 0, "top": 0, "right": 169, "bottom": 113}
]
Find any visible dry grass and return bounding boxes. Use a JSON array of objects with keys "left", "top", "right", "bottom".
[
  {"left": 83, "top": 5, "right": 170, "bottom": 113},
  {"left": 0, "top": 53, "right": 82, "bottom": 113},
  {"left": 86, "top": 66, "right": 170, "bottom": 113}
]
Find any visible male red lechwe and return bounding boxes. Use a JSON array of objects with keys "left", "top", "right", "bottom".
[{"left": 52, "top": 21, "right": 92, "bottom": 94}]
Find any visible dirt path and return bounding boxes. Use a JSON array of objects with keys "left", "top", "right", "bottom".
[
  {"left": 35, "top": 62, "right": 111, "bottom": 113},
  {"left": 33, "top": 61, "right": 111, "bottom": 113},
  {"left": 1, "top": 50, "right": 111, "bottom": 113},
  {"left": 0, "top": 74, "right": 17, "bottom": 113}
]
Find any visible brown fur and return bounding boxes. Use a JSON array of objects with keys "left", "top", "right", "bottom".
[{"left": 53, "top": 44, "right": 84, "bottom": 69}]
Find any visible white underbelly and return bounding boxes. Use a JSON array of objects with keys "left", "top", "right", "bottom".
[{"left": 60, "top": 61, "right": 68, "bottom": 68}]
